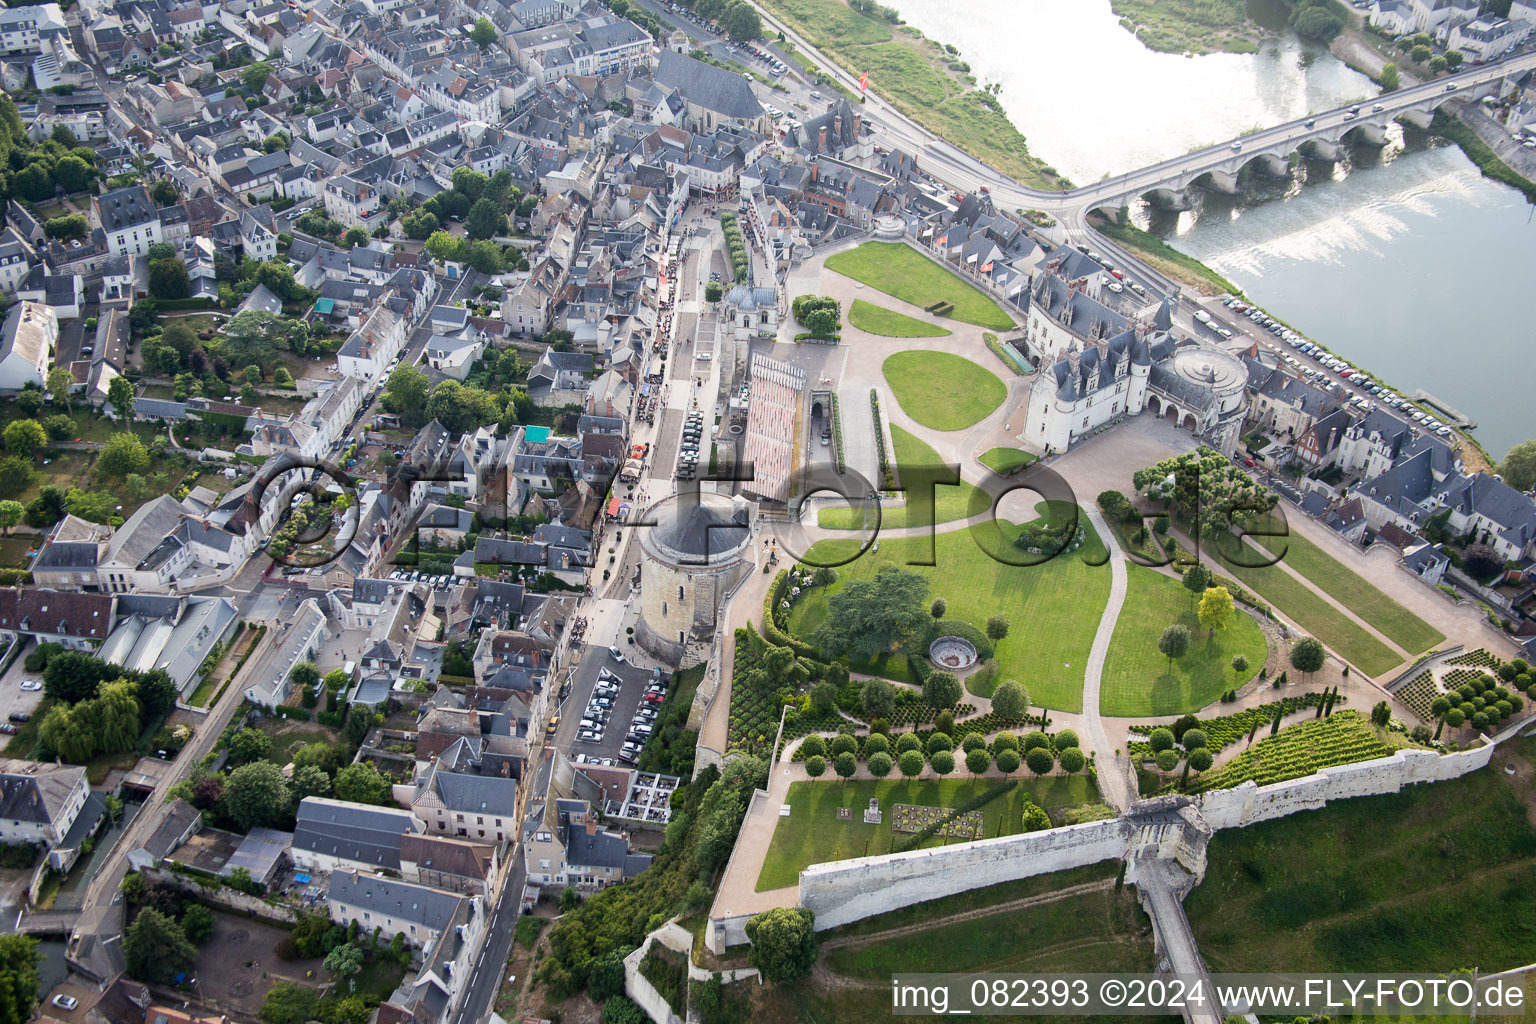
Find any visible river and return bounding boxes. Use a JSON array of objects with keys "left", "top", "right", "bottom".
[{"left": 879, "top": 0, "right": 1534, "bottom": 460}]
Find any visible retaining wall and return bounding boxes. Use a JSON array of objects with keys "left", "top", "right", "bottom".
[
  {"left": 623, "top": 930, "right": 685, "bottom": 1024},
  {"left": 798, "top": 819, "right": 1128, "bottom": 931},
  {"left": 1195, "top": 743, "right": 1493, "bottom": 830},
  {"left": 143, "top": 867, "right": 299, "bottom": 924}
]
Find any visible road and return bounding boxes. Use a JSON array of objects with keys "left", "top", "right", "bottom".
[{"left": 450, "top": 851, "right": 527, "bottom": 1024}]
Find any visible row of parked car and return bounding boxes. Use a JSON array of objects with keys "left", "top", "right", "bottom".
[
  {"left": 677, "top": 410, "right": 705, "bottom": 480},
  {"left": 387, "top": 569, "right": 459, "bottom": 588},
  {"left": 576, "top": 654, "right": 669, "bottom": 766},
  {"left": 1224, "top": 297, "right": 1455, "bottom": 437}
]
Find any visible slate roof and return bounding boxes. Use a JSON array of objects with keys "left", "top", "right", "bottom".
[
  {"left": 654, "top": 50, "right": 764, "bottom": 121},
  {"left": 292, "top": 796, "right": 419, "bottom": 871},
  {"left": 328, "top": 871, "right": 464, "bottom": 933},
  {"left": 0, "top": 759, "right": 84, "bottom": 826}
]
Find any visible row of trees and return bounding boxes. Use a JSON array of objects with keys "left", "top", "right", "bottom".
[
  {"left": 30, "top": 648, "right": 179, "bottom": 764},
  {"left": 803, "top": 727, "right": 1085, "bottom": 780}
]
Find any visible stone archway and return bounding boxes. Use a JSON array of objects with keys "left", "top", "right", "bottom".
[
  {"left": 1164, "top": 402, "right": 1180, "bottom": 423},
  {"left": 1182, "top": 412, "right": 1198, "bottom": 431},
  {"left": 1147, "top": 395, "right": 1162, "bottom": 418}
]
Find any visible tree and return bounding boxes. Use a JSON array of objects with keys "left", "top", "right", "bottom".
[
  {"left": 810, "top": 566, "right": 930, "bottom": 664},
  {"left": 381, "top": 363, "right": 431, "bottom": 426},
  {"left": 1182, "top": 563, "right": 1212, "bottom": 605},
  {"left": 15, "top": 389, "right": 41, "bottom": 418},
  {"left": 107, "top": 376, "right": 135, "bottom": 425},
  {"left": 809, "top": 681, "right": 837, "bottom": 714},
  {"left": 97, "top": 432, "right": 151, "bottom": 478},
  {"left": 241, "top": 61, "right": 274, "bottom": 95},
  {"left": 1371, "top": 700, "right": 1392, "bottom": 727},
  {"left": 45, "top": 366, "right": 74, "bottom": 412},
  {"left": 744, "top": 908, "right": 817, "bottom": 983},
  {"left": 23, "top": 486, "right": 63, "bottom": 526},
  {"left": 995, "top": 748, "right": 1021, "bottom": 776},
  {"left": 148, "top": 257, "right": 190, "bottom": 300},
  {"left": 291, "top": 764, "right": 332, "bottom": 801},
  {"left": 1025, "top": 747, "right": 1055, "bottom": 776},
  {"left": 991, "top": 680, "right": 1028, "bottom": 720},
  {"left": 1290, "top": 637, "right": 1326, "bottom": 678},
  {"left": 225, "top": 761, "right": 291, "bottom": 830},
  {"left": 1188, "top": 747, "right": 1213, "bottom": 773},
  {"left": 451, "top": 167, "right": 490, "bottom": 200},
  {"left": 465, "top": 239, "right": 504, "bottom": 273},
  {"left": 1022, "top": 730, "right": 1051, "bottom": 752},
  {"left": 930, "top": 597, "right": 947, "bottom": 619},
  {"left": 1197, "top": 586, "right": 1234, "bottom": 637},
  {"left": 44, "top": 213, "right": 88, "bottom": 240},
  {"left": 123, "top": 908, "right": 197, "bottom": 984},
  {"left": 401, "top": 209, "right": 439, "bottom": 240},
  {"left": 861, "top": 677, "right": 896, "bottom": 720},
  {"left": 897, "top": 749, "right": 925, "bottom": 778},
  {"left": 290, "top": 661, "right": 319, "bottom": 691},
  {"left": 424, "top": 230, "right": 467, "bottom": 264},
  {"left": 425, "top": 380, "right": 499, "bottom": 434},
  {"left": 227, "top": 727, "right": 272, "bottom": 766},
  {"left": 466, "top": 197, "right": 508, "bottom": 240},
  {"left": 0, "top": 934, "right": 41, "bottom": 1024},
  {"left": 53, "top": 155, "right": 94, "bottom": 194},
  {"left": 3, "top": 420, "right": 45, "bottom": 459},
  {"left": 1231, "top": 654, "right": 1249, "bottom": 678},
  {"left": 334, "top": 762, "right": 392, "bottom": 805},
  {"left": 1133, "top": 447, "right": 1275, "bottom": 541},
  {"left": 965, "top": 747, "right": 991, "bottom": 776},
  {"left": 866, "top": 751, "right": 892, "bottom": 778},
  {"left": 343, "top": 226, "right": 369, "bottom": 248},
  {"left": 181, "top": 904, "right": 216, "bottom": 944},
  {"left": 1158, "top": 624, "right": 1191, "bottom": 671},
  {"left": 985, "top": 616, "right": 1010, "bottom": 642},
  {"left": 1059, "top": 747, "right": 1086, "bottom": 774},
  {"left": 1463, "top": 543, "right": 1503, "bottom": 581},
  {"left": 470, "top": 16, "right": 498, "bottom": 46},
  {"left": 1500, "top": 440, "right": 1536, "bottom": 492},
  {"left": 324, "top": 943, "right": 364, "bottom": 979},
  {"left": 833, "top": 751, "right": 857, "bottom": 782},
  {"left": 927, "top": 749, "right": 953, "bottom": 776},
  {"left": 803, "top": 754, "right": 826, "bottom": 778},
  {"left": 150, "top": 178, "right": 180, "bottom": 206},
  {"left": 1148, "top": 727, "right": 1174, "bottom": 753},
  {"left": 0, "top": 500, "right": 19, "bottom": 536},
  {"left": 923, "top": 670, "right": 961, "bottom": 709}
]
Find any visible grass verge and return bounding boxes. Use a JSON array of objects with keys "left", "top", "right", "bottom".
[
  {"left": 825, "top": 242, "right": 1015, "bottom": 329},
  {"left": 882, "top": 350, "right": 1005, "bottom": 431},
  {"left": 1091, "top": 216, "right": 1243, "bottom": 297},
  {"left": 847, "top": 298, "right": 952, "bottom": 337}
]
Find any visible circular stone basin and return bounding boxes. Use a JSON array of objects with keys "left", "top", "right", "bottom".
[{"left": 929, "top": 636, "right": 978, "bottom": 671}]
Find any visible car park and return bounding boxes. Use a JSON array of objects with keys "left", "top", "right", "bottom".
[{"left": 579, "top": 729, "right": 602, "bottom": 742}]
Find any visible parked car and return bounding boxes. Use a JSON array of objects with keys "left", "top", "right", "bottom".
[
  {"left": 608, "top": 646, "right": 625, "bottom": 662},
  {"left": 52, "top": 996, "right": 78, "bottom": 1012},
  {"left": 20, "top": 680, "right": 41, "bottom": 692}
]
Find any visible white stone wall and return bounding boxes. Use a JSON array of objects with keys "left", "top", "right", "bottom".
[
  {"left": 1196, "top": 745, "right": 1493, "bottom": 831},
  {"left": 798, "top": 819, "right": 1129, "bottom": 931}
]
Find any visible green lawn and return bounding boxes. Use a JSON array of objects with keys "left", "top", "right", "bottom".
[
  {"left": 756, "top": 776, "right": 1099, "bottom": 890},
  {"left": 790, "top": 506, "right": 1111, "bottom": 711},
  {"left": 979, "top": 447, "right": 1037, "bottom": 474},
  {"left": 1185, "top": 757, "right": 1536, "bottom": 973},
  {"left": 847, "top": 299, "right": 952, "bottom": 338},
  {"left": 826, "top": 242, "right": 1015, "bottom": 329},
  {"left": 819, "top": 424, "right": 989, "bottom": 530},
  {"left": 1100, "top": 566, "right": 1270, "bottom": 717},
  {"left": 1216, "top": 541, "right": 1404, "bottom": 678},
  {"left": 1252, "top": 531, "right": 1444, "bottom": 655},
  {"left": 882, "top": 350, "right": 1006, "bottom": 431}
]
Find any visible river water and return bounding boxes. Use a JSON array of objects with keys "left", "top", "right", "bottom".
[{"left": 879, "top": 0, "right": 1535, "bottom": 459}]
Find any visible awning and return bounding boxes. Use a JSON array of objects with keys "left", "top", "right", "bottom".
[{"left": 607, "top": 497, "right": 621, "bottom": 517}]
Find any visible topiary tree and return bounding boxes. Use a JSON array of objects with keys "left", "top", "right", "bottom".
[
  {"left": 985, "top": 616, "right": 1010, "bottom": 642},
  {"left": 924, "top": 670, "right": 962, "bottom": 709},
  {"left": 925, "top": 731, "right": 952, "bottom": 755},
  {"left": 991, "top": 679, "right": 1029, "bottom": 720},
  {"left": 1024, "top": 747, "right": 1055, "bottom": 776},
  {"left": 833, "top": 752, "right": 857, "bottom": 782},
  {"left": 898, "top": 750, "right": 925, "bottom": 778},
  {"left": 804, "top": 755, "right": 826, "bottom": 779},
  {"left": 960, "top": 733, "right": 986, "bottom": 753},
  {"left": 935, "top": 709, "right": 955, "bottom": 735},
  {"left": 1058, "top": 747, "right": 1086, "bottom": 774},
  {"left": 1290, "top": 637, "right": 1326, "bottom": 678},
  {"left": 1155, "top": 749, "right": 1180, "bottom": 772},
  {"left": 929, "top": 749, "right": 955, "bottom": 776},
  {"left": 1180, "top": 728, "right": 1207, "bottom": 752},
  {"left": 799, "top": 735, "right": 826, "bottom": 759},
  {"left": 867, "top": 751, "right": 893, "bottom": 778},
  {"left": 992, "top": 730, "right": 1018, "bottom": 752},
  {"left": 1052, "top": 729, "right": 1079, "bottom": 750},
  {"left": 829, "top": 734, "right": 858, "bottom": 758},
  {"left": 1158, "top": 624, "right": 1191, "bottom": 671},
  {"left": 995, "top": 748, "right": 1020, "bottom": 776},
  {"left": 895, "top": 732, "right": 922, "bottom": 754},
  {"left": 965, "top": 747, "right": 991, "bottom": 776},
  {"left": 1188, "top": 747, "right": 1213, "bottom": 773},
  {"left": 1022, "top": 730, "right": 1050, "bottom": 752},
  {"left": 862, "top": 733, "right": 890, "bottom": 758}
]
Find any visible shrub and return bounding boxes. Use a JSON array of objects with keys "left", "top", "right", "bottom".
[
  {"left": 1025, "top": 747, "right": 1055, "bottom": 775},
  {"left": 867, "top": 751, "right": 893, "bottom": 777},
  {"left": 1059, "top": 747, "right": 1086, "bottom": 774},
  {"left": 1022, "top": 731, "right": 1051, "bottom": 752},
  {"left": 925, "top": 731, "right": 953, "bottom": 754},
  {"left": 1053, "top": 729, "right": 1079, "bottom": 750}
]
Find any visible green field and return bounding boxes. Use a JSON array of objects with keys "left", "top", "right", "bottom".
[
  {"left": 826, "top": 242, "right": 1015, "bottom": 329},
  {"left": 883, "top": 350, "right": 1006, "bottom": 431},
  {"left": 1216, "top": 544, "right": 1404, "bottom": 678},
  {"left": 790, "top": 507, "right": 1111, "bottom": 712},
  {"left": 757, "top": 776, "right": 1099, "bottom": 890},
  {"left": 1100, "top": 565, "right": 1270, "bottom": 717},
  {"left": 1252, "top": 530, "right": 1444, "bottom": 655},
  {"left": 818, "top": 423, "right": 989, "bottom": 530},
  {"left": 847, "top": 299, "right": 953, "bottom": 338},
  {"left": 979, "top": 447, "right": 1037, "bottom": 474},
  {"left": 1186, "top": 757, "right": 1536, "bottom": 973}
]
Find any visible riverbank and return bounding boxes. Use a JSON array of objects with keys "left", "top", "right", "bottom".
[
  {"left": 1089, "top": 214, "right": 1244, "bottom": 297},
  {"left": 1431, "top": 107, "right": 1536, "bottom": 205},
  {"left": 753, "top": 0, "right": 1071, "bottom": 189},
  {"left": 1107, "top": 0, "right": 1263, "bottom": 55}
]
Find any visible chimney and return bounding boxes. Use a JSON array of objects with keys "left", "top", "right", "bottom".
[
  {"left": 853, "top": 112, "right": 861, "bottom": 138},
  {"left": 810, "top": 158, "right": 819, "bottom": 182},
  {"left": 817, "top": 125, "right": 827, "bottom": 151},
  {"left": 833, "top": 114, "right": 842, "bottom": 141}
]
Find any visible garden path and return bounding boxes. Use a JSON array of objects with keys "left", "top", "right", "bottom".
[{"left": 1079, "top": 503, "right": 1132, "bottom": 812}]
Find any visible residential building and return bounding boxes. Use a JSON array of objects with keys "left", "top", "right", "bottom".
[
  {"left": 0, "top": 759, "right": 90, "bottom": 851},
  {"left": 524, "top": 798, "right": 651, "bottom": 893},
  {"left": 94, "top": 184, "right": 163, "bottom": 257},
  {"left": 0, "top": 300, "right": 55, "bottom": 391},
  {"left": 291, "top": 797, "right": 423, "bottom": 875},
  {"left": 327, "top": 871, "right": 479, "bottom": 950}
]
